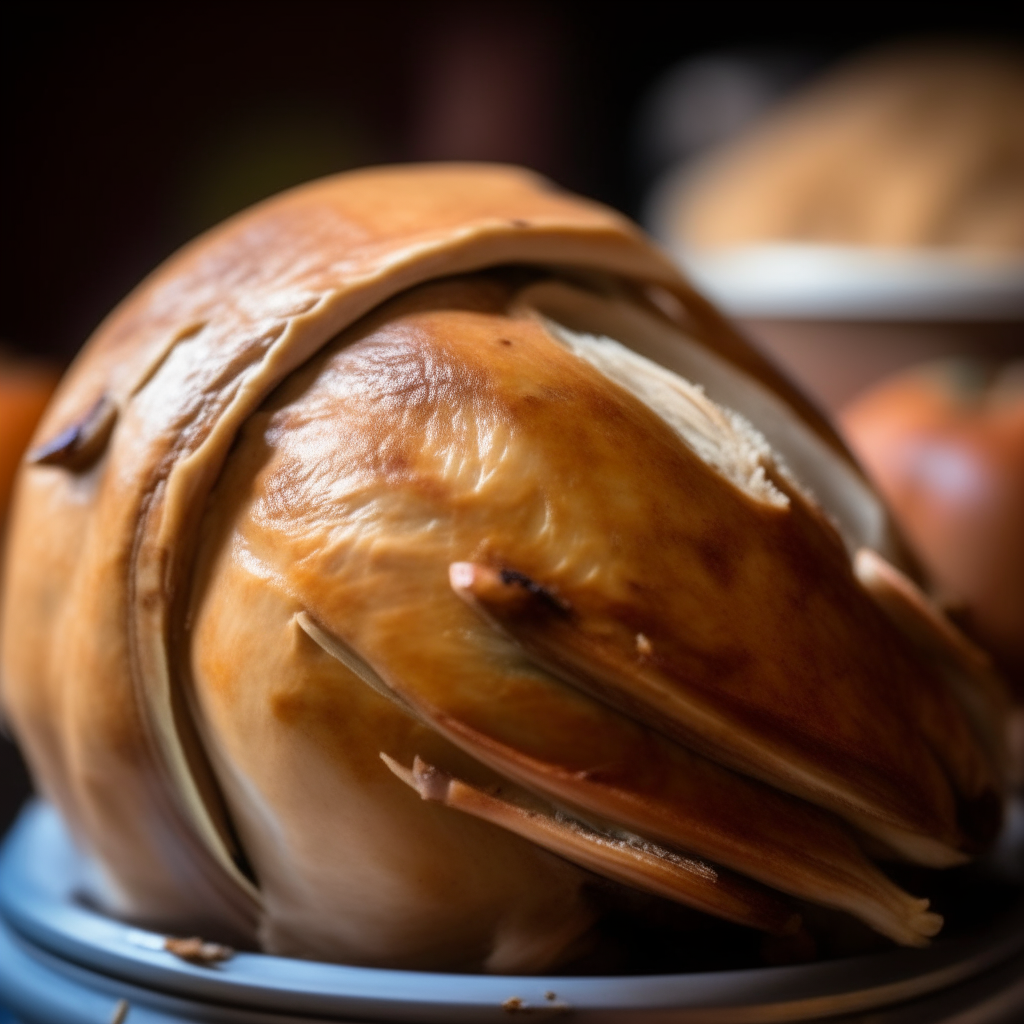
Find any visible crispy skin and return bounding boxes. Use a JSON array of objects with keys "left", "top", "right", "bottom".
[
  {"left": 187, "top": 279, "right": 959, "bottom": 954},
  {"left": 3, "top": 167, "right": 692, "bottom": 939},
  {"left": 0, "top": 166, "right": 995, "bottom": 968}
]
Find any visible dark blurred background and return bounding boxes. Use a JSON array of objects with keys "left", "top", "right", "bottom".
[{"left": 2, "top": 1, "right": 1022, "bottom": 835}]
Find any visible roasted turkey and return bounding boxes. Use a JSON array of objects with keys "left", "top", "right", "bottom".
[{"left": 0, "top": 166, "right": 1008, "bottom": 972}]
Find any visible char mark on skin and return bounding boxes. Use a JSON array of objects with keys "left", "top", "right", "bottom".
[
  {"left": 450, "top": 563, "right": 571, "bottom": 620},
  {"left": 497, "top": 568, "right": 571, "bottom": 614}
]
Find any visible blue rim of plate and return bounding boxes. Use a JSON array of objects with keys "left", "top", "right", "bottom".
[{"left": 2, "top": 801, "right": 1024, "bottom": 1023}]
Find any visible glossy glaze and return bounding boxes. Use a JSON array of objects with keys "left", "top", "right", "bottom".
[{"left": 0, "top": 166, "right": 1005, "bottom": 972}]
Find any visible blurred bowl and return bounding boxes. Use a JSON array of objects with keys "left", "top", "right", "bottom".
[
  {"left": 665, "top": 238, "right": 1024, "bottom": 412},
  {"left": 642, "top": 36, "right": 1024, "bottom": 415}
]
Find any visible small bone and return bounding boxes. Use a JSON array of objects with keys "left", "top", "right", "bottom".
[{"left": 380, "top": 753, "right": 453, "bottom": 803}]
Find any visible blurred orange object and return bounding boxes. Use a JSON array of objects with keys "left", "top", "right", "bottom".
[
  {"left": 0, "top": 355, "right": 59, "bottom": 522},
  {"left": 841, "top": 360, "right": 1024, "bottom": 695}
]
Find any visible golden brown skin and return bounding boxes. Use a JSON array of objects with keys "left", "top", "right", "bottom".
[
  {"left": 0, "top": 166, "right": 1005, "bottom": 970},
  {"left": 3, "top": 166, "right": 688, "bottom": 942}
]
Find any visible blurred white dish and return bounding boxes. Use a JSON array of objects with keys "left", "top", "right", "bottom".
[
  {"left": 646, "top": 177, "right": 1024, "bottom": 409},
  {"left": 674, "top": 243, "right": 1024, "bottom": 321}
]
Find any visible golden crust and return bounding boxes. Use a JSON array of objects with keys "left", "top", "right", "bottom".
[
  {"left": 0, "top": 165, "right": 999, "bottom": 968},
  {"left": 6, "top": 164, "right": 693, "bottom": 936}
]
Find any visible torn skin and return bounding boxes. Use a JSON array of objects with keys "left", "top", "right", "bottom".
[
  {"left": 381, "top": 753, "right": 802, "bottom": 936},
  {"left": 449, "top": 560, "right": 983, "bottom": 867},
  {"left": 443, "top": 564, "right": 944, "bottom": 947}
]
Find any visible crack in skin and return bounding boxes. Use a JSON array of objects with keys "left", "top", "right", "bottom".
[{"left": 29, "top": 394, "right": 118, "bottom": 471}]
